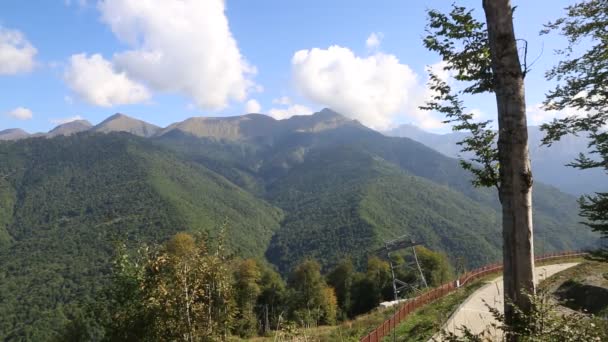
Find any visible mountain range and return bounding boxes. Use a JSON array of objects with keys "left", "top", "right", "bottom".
[
  {"left": 4, "top": 112, "right": 604, "bottom": 196},
  {"left": 0, "top": 109, "right": 601, "bottom": 339},
  {"left": 384, "top": 124, "right": 607, "bottom": 196}
]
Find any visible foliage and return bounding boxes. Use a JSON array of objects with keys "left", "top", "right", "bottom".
[
  {"left": 421, "top": 73, "right": 499, "bottom": 190},
  {"left": 144, "top": 233, "right": 234, "bottom": 341},
  {"left": 104, "top": 232, "right": 235, "bottom": 341},
  {"left": 421, "top": 5, "right": 499, "bottom": 190},
  {"left": 0, "top": 133, "right": 281, "bottom": 340},
  {"left": 423, "top": 5, "right": 493, "bottom": 94},
  {"left": 327, "top": 258, "right": 355, "bottom": 319},
  {"left": 233, "top": 259, "right": 262, "bottom": 338},
  {"left": 540, "top": 0, "right": 608, "bottom": 250},
  {"left": 413, "top": 246, "right": 455, "bottom": 288},
  {"left": 288, "top": 259, "right": 338, "bottom": 326},
  {"left": 256, "top": 263, "right": 288, "bottom": 332}
]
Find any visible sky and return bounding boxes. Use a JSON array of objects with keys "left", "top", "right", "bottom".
[{"left": 0, "top": 0, "right": 578, "bottom": 134}]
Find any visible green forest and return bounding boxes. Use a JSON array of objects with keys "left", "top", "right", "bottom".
[{"left": 0, "top": 112, "right": 599, "bottom": 339}]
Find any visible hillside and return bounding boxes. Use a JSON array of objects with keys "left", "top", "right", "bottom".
[
  {"left": 0, "top": 133, "right": 282, "bottom": 340},
  {"left": 153, "top": 111, "right": 596, "bottom": 270},
  {"left": 384, "top": 124, "right": 608, "bottom": 195},
  {"left": 0, "top": 109, "right": 599, "bottom": 339}
]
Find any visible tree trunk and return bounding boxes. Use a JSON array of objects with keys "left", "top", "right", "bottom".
[{"left": 482, "top": 0, "right": 536, "bottom": 335}]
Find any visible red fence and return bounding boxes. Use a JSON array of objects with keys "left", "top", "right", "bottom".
[{"left": 360, "top": 251, "right": 587, "bottom": 342}]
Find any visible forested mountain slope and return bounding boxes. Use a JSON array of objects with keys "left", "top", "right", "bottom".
[
  {"left": 0, "top": 109, "right": 598, "bottom": 340},
  {"left": 0, "top": 133, "right": 282, "bottom": 340},
  {"left": 153, "top": 110, "right": 596, "bottom": 270}
]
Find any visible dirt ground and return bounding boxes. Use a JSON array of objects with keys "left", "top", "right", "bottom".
[{"left": 540, "top": 260, "right": 608, "bottom": 317}]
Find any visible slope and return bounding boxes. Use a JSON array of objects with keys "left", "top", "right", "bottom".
[
  {"left": 264, "top": 146, "right": 502, "bottom": 273},
  {"left": 263, "top": 140, "right": 595, "bottom": 273},
  {"left": 0, "top": 133, "right": 282, "bottom": 340},
  {"left": 152, "top": 111, "right": 597, "bottom": 272}
]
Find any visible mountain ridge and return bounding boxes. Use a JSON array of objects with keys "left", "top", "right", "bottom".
[
  {"left": 384, "top": 123, "right": 607, "bottom": 195},
  {"left": 0, "top": 108, "right": 355, "bottom": 141},
  {"left": 91, "top": 113, "right": 161, "bottom": 137},
  {"left": 46, "top": 119, "right": 92, "bottom": 137}
]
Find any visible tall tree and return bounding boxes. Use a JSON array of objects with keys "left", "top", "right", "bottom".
[
  {"left": 483, "top": 0, "right": 536, "bottom": 326},
  {"left": 288, "top": 259, "right": 337, "bottom": 326},
  {"left": 140, "top": 232, "right": 234, "bottom": 341},
  {"left": 423, "top": 0, "right": 535, "bottom": 331},
  {"left": 326, "top": 258, "right": 355, "bottom": 318},
  {"left": 540, "top": 0, "right": 608, "bottom": 255},
  {"left": 233, "top": 259, "right": 262, "bottom": 338},
  {"left": 257, "top": 264, "right": 287, "bottom": 333}
]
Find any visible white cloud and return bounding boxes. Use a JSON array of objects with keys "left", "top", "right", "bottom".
[
  {"left": 272, "top": 96, "right": 292, "bottom": 105},
  {"left": 366, "top": 32, "right": 383, "bottom": 50},
  {"left": 245, "top": 99, "right": 261, "bottom": 113},
  {"left": 97, "top": 0, "right": 256, "bottom": 110},
  {"left": 526, "top": 103, "right": 569, "bottom": 126},
  {"left": 6, "top": 107, "right": 33, "bottom": 120},
  {"left": 0, "top": 26, "right": 37, "bottom": 75},
  {"left": 64, "top": 53, "right": 150, "bottom": 107},
  {"left": 50, "top": 115, "right": 84, "bottom": 125},
  {"left": 407, "top": 61, "right": 458, "bottom": 131},
  {"left": 527, "top": 91, "right": 600, "bottom": 126},
  {"left": 470, "top": 108, "right": 484, "bottom": 121},
  {"left": 291, "top": 45, "right": 422, "bottom": 129},
  {"left": 425, "top": 61, "right": 452, "bottom": 84},
  {"left": 268, "top": 104, "right": 313, "bottom": 120},
  {"left": 64, "top": 95, "right": 74, "bottom": 105}
]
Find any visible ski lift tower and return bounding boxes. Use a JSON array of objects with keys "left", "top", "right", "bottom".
[{"left": 376, "top": 235, "right": 428, "bottom": 302}]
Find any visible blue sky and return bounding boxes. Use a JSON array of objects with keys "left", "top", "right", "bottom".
[{"left": 0, "top": 0, "right": 577, "bottom": 133}]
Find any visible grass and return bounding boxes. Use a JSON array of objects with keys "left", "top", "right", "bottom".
[
  {"left": 236, "top": 306, "right": 397, "bottom": 341},
  {"left": 540, "top": 259, "right": 608, "bottom": 317},
  {"left": 539, "top": 259, "right": 608, "bottom": 290},
  {"left": 386, "top": 280, "right": 487, "bottom": 342}
]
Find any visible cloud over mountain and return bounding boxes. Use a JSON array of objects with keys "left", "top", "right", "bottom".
[
  {"left": 292, "top": 45, "right": 430, "bottom": 129},
  {"left": 268, "top": 104, "right": 313, "bottom": 120},
  {"left": 65, "top": 54, "right": 151, "bottom": 107},
  {"left": 95, "top": 0, "right": 256, "bottom": 110},
  {"left": 245, "top": 99, "right": 261, "bottom": 113}
]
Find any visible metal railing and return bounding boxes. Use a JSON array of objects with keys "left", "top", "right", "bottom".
[{"left": 360, "top": 251, "right": 587, "bottom": 342}]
